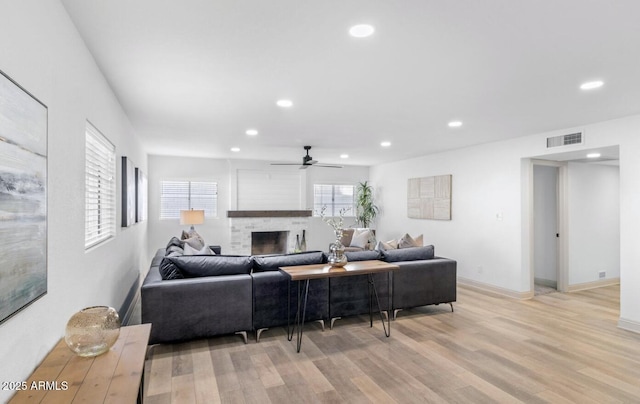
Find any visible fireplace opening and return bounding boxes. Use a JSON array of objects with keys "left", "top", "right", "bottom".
[{"left": 251, "top": 231, "right": 289, "bottom": 255}]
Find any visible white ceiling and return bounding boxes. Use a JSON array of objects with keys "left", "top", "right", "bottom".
[{"left": 60, "top": 0, "right": 640, "bottom": 166}]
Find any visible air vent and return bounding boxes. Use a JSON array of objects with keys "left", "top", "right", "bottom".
[{"left": 547, "top": 132, "right": 583, "bottom": 148}]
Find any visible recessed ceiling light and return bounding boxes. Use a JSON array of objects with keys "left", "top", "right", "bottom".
[
  {"left": 580, "top": 80, "right": 604, "bottom": 90},
  {"left": 448, "top": 121, "right": 463, "bottom": 128},
  {"left": 276, "top": 99, "right": 293, "bottom": 108},
  {"left": 230, "top": 147, "right": 240, "bottom": 152},
  {"left": 349, "top": 24, "right": 375, "bottom": 38},
  {"left": 340, "top": 154, "right": 349, "bottom": 159},
  {"left": 246, "top": 129, "right": 258, "bottom": 136},
  {"left": 380, "top": 141, "right": 391, "bottom": 147},
  {"left": 587, "top": 153, "right": 601, "bottom": 158}
]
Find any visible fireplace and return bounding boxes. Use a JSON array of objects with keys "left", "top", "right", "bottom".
[{"left": 251, "top": 231, "right": 289, "bottom": 255}]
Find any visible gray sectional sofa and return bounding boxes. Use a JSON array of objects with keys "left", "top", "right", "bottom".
[{"left": 141, "top": 242, "right": 457, "bottom": 345}]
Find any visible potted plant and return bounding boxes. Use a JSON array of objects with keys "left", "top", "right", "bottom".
[{"left": 355, "top": 181, "right": 379, "bottom": 228}]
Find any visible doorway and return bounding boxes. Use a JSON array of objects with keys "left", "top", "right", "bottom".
[{"left": 533, "top": 164, "right": 559, "bottom": 295}]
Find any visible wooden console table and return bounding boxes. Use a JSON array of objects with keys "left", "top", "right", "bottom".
[
  {"left": 10, "top": 323, "right": 151, "bottom": 403},
  {"left": 280, "top": 260, "right": 399, "bottom": 352}
]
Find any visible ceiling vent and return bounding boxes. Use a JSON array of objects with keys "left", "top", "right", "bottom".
[{"left": 546, "top": 132, "right": 583, "bottom": 148}]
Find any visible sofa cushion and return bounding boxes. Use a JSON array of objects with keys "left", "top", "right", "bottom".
[
  {"left": 159, "top": 258, "right": 185, "bottom": 280},
  {"left": 382, "top": 245, "right": 434, "bottom": 262},
  {"left": 340, "top": 229, "right": 354, "bottom": 247},
  {"left": 167, "top": 237, "right": 182, "bottom": 249},
  {"left": 253, "top": 251, "right": 326, "bottom": 272},
  {"left": 163, "top": 255, "right": 253, "bottom": 278},
  {"left": 344, "top": 250, "right": 381, "bottom": 262},
  {"left": 166, "top": 245, "right": 184, "bottom": 256}
]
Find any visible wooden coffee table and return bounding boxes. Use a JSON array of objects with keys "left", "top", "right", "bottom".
[{"left": 280, "top": 260, "right": 399, "bottom": 352}]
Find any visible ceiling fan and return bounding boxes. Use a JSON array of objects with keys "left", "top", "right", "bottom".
[{"left": 271, "top": 146, "right": 342, "bottom": 169}]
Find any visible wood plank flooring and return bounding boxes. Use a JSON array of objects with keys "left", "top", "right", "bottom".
[{"left": 143, "top": 285, "right": 640, "bottom": 403}]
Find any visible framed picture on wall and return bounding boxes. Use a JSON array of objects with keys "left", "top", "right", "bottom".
[
  {"left": 122, "top": 156, "right": 136, "bottom": 227},
  {"left": 0, "top": 69, "right": 48, "bottom": 324},
  {"left": 135, "top": 167, "right": 147, "bottom": 222}
]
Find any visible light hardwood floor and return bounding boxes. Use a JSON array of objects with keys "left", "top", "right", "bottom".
[{"left": 142, "top": 285, "right": 640, "bottom": 403}]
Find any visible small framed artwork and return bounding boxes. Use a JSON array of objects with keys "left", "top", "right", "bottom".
[
  {"left": 0, "top": 69, "right": 48, "bottom": 324},
  {"left": 135, "top": 167, "right": 147, "bottom": 222},
  {"left": 121, "top": 156, "right": 136, "bottom": 227}
]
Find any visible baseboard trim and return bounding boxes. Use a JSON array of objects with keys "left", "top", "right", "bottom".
[
  {"left": 618, "top": 318, "right": 640, "bottom": 334},
  {"left": 119, "top": 275, "right": 141, "bottom": 326},
  {"left": 567, "top": 277, "right": 620, "bottom": 292},
  {"left": 534, "top": 277, "right": 557, "bottom": 289},
  {"left": 458, "top": 277, "right": 534, "bottom": 300}
]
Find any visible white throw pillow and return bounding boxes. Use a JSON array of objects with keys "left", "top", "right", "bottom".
[
  {"left": 350, "top": 228, "right": 371, "bottom": 249},
  {"left": 183, "top": 244, "right": 215, "bottom": 255}
]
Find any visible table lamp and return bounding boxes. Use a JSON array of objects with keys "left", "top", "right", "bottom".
[{"left": 180, "top": 209, "right": 204, "bottom": 234}]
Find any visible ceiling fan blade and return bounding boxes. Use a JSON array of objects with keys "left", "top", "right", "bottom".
[
  {"left": 299, "top": 164, "right": 311, "bottom": 170},
  {"left": 271, "top": 163, "right": 301, "bottom": 166},
  {"left": 314, "top": 164, "right": 343, "bottom": 168},
  {"left": 307, "top": 159, "right": 318, "bottom": 164}
]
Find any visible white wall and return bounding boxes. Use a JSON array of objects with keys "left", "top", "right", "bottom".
[
  {"left": 533, "top": 165, "right": 558, "bottom": 284},
  {"left": 147, "top": 155, "right": 369, "bottom": 257},
  {"left": 370, "top": 114, "right": 640, "bottom": 330},
  {"left": 567, "top": 162, "right": 620, "bottom": 285},
  {"left": 0, "top": 1, "right": 148, "bottom": 401}
]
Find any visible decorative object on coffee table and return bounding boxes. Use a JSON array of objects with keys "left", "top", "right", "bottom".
[
  {"left": 65, "top": 306, "right": 121, "bottom": 357},
  {"left": 321, "top": 206, "right": 350, "bottom": 267}
]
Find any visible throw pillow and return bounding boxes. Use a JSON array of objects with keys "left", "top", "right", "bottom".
[
  {"left": 181, "top": 229, "right": 205, "bottom": 250},
  {"left": 398, "top": 233, "right": 423, "bottom": 249},
  {"left": 375, "top": 239, "right": 398, "bottom": 251},
  {"left": 183, "top": 244, "right": 215, "bottom": 255},
  {"left": 350, "top": 228, "right": 371, "bottom": 249}
]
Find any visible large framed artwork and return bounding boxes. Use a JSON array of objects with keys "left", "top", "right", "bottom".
[
  {"left": 0, "top": 69, "right": 48, "bottom": 324},
  {"left": 407, "top": 175, "right": 452, "bottom": 220},
  {"left": 135, "top": 167, "right": 147, "bottom": 223},
  {"left": 121, "top": 156, "right": 136, "bottom": 227}
]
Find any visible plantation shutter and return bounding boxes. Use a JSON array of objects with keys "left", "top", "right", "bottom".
[{"left": 85, "top": 122, "right": 116, "bottom": 249}]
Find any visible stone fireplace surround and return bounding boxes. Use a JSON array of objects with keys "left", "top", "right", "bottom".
[{"left": 229, "top": 213, "right": 310, "bottom": 255}]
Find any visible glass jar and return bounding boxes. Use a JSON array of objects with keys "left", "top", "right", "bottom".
[{"left": 65, "top": 306, "right": 121, "bottom": 357}]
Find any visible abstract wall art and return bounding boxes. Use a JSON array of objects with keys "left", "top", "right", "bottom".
[
  {"left": 121, "top": 156, "right": 136, "bottom": 227},
  {"left": 407, "top": 174, "right": 452, "bottom": 220},
  {"left": 135, "top": 167, "right": 147, "bottom": 223},
  {"left": 0, "top": 69, "right": 48, "bottom": 324}
]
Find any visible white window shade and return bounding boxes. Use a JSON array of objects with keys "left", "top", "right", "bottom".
[
  {"left": 160, "top": 180, "right": 217, "bottom": 219},
  {"left": 85, "top": 122, "right": 116, "bottom": 249},
  {"left": 313, "top": 184, "right": 355, "bottom": 216}
]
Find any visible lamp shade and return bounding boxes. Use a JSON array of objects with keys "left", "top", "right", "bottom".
[{"left": 180, "top": 209, "right": 205, "bottom": 225}]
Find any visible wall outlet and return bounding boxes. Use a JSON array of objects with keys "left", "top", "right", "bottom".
[
  {"left": 598, "top": 271, "right": 606, "bottom": 279},
  {"left": 477, "top": 265, "right": 483, "bottom": 274}
]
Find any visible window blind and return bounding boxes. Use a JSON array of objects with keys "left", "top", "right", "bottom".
[
  {"left": 313, "top": 184, "right": 355, "bottom": 216},
  {"left": 85, "top": 122, "right": 116, "bottom": 249},
  {"left": 160, "top": 180, "right": 217, "bottom": 219}
]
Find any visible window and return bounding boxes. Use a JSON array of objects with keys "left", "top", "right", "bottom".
[
  {"left": 85, "top": 122, "right": 116, "bottom": 249},
  {"left": 313, "top": 184, "right": 355, "bottom": 216},
  {"left": 160, "top": 181, "right": 218, "bottom": 219}
]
